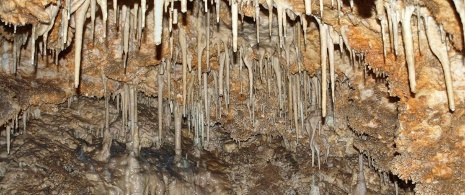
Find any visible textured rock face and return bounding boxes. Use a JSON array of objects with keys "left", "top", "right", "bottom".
[{"left": 0, "top": 0, "right": 465, "bottom": 194}]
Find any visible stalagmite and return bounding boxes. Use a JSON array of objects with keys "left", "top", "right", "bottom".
[
  {"left": 74, "top": 0, "right": 91, "bottom": 88},
  {"left": 232, "top": 1, "right": 238, "bottom": 52},
  {"left": 425, "top": 16, "right": 456, "bottom": 111},
  {"left": 103, "top": 74, "right": 109, "bottom": 131},
  {"left": 154, "top": 0, "right": 164, "bottom": 45},
  {"left": 353, "top": 154, "right": 367, "bottom": 195},
  {"left": 401, "top": 5, "right": 416, "bottom": 93}
]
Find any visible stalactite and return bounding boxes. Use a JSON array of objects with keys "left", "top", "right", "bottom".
[
  {"left": 206, "top": 11, "right": 211, "bottom": 70},
  {"left": 31, "top": 24, "right": 36, "bottom": 66},
  {"left": 319, "top": 20, "right": 328, "bottom": 118},
  {"left": 388, "top": 1, "right": 399, "bottom": 56},
  {"left": 91, "top": 0, "right": 96, "bottom": 41},
  {"left": 113, "top": 0, "right": 117, "bottom": 23},
  {"left": 243, "top": 48, "right": 254, "bottom": 107},
  {"left": 95, "top": 0, "right": 108, "bottom": 38},
  {"left": 292, "top": 77, "right": 299, "bottom": 144},
  {"left": 267, "top": 0, "right": 273, "bottom": 36},
  {"left": 225, "top": 45, "right": 231, "bottom": 108},
  {"left": 203, "top": 73, "right": 210, "bottom": 145},
  {"left": 141, "top": 0, "right": 146, "bottom": 29},
  {"left": 327, "top": 28, "right": 335, "bottom": 105},
  {"left": 74, "top": 0, "right": 91, "bottom": 88},
  {"left": 154, "top": 0, "right": 164, "bottom": 45},
  {"left": 232, "top": 0, "right": 238, "bottom": 52},
  {"left": 174, "top": 101, "right": 182, "bottom": 157},
  {"left": 216, "top": 0, "right": 220, "bottom": 22},
  {"left": 256, "top": 5, "right": 260, "bottom": 43},
  {"left": 305, "top": 0, "right": 312, "bottom": 15},
  {"left": 424, "top": 16, "right": 456, "bottom": 111},
  {"left": 272, "top": 56, "right": 283, "bottom": 110},
  {"left": 6, "top": 124, "right": 10, "bottom": 154},
  {"left": 23, "top": 110, "right": 27, "bottom": 134},
  {"left": 381, "top": 15, "right": 388, "bottom": 63},
  {"left": 401, "top": 5, "right": 416, "bottom": 93},
  {"left": 123, "top": 5, "right": 130, "bottom": 68},
  {"left": 219, "top": 52, "right": 226, "bottom": 97}
]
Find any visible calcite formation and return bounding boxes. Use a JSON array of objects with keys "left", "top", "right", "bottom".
[{"left": 0, "top": 0, "right": 464, "bottom": 194}]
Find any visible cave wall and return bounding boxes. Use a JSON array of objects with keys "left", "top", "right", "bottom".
[{"left": 1, "top": 0, "right": 465, "bottom": 193}]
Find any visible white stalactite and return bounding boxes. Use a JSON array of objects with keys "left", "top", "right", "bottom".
[
  {"left": 113, "top": 0, "right": 117, "bottom": 23},
  {"left": 96, "top": 0, "right": 108, "bottom": 37},
  {"left": 305, "top": 0, "right": 312, "bottom": 15},
  {"left": 123, "top": 6, "right": 130, "bottom": 68},
  {"left": 91, "top": 0, "right": 96, "bottom": 41},
  {"left": 141, "top": 0, "right": 146, "bottom": 28},
  {"left": 401, "top": 5, "right": 416, "bottom": 93},
  {"left": 180, "top": 28, "right": 188, "bottom": 113},
  {"left": 327, "top": 28, "right": 335, "bottom": 105},
  {"left": 318, "top": 20, "right": 328, "bottom": 118},
  {"left": 154, "top": 0, "right": 164, "bottom": 45},
  {"left": 243, "top": 48, "right": 254, "bottom": 106},
  {"left": 381, "top": 15, "right": 388, "bottom": 62},
  {"left": 232, "top": 1, "right": 238, "bottom": 52},
  {"left": 272, "top": 56, "right": 283, "bottom": 110},
  {"left": 425, "top": 16, "right": 456, "bottom": 111},
  {"left": 74, "top": 0, "right": 91, "bottom": 88},
  {"left": 219, "top": 52, "right": 226, "bottom": 96}
]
